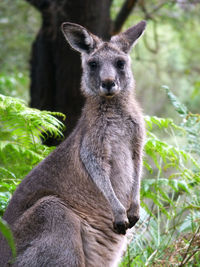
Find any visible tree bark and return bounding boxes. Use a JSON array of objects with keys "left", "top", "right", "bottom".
[{"left": 28, "top": 0, "right": 112, "bottom": 142}]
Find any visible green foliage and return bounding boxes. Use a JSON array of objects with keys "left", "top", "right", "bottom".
[
  {"left": 164, "top": 86, "right": 200, "bottom": 157},
  {"left": 0, "top": 94, "right": 65, "bottom": 215},
  {"left": 125, "top": 1, "right": 200, "bottom": 115},
  {"left": 1, "top": 0, "right": 200, "bottom": 115},
  {"left": 0, "top": 217, "right": 16, "bottom": 262},
  {"left": 120, "top": 88, "right": 200, "bottom": 266},
  {"left": 0, "top": 72, "right": 29, "bottom": 102},
  {"left": 0, "top": 0, "right": 40, "bottom": 73}
]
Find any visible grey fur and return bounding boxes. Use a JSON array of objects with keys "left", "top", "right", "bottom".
[{"left": 0, "top": 21, "right": 146, "bottom": 267}]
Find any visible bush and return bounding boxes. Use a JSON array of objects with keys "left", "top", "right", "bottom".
[
  {"left": 120, "top": 87, "right": 200, "bottom": 266},
  {"left": 0, "top": 93, "right": 65, "bottom": 258},
  {"left": 0, "top": 94, "right": 65, "bottom": 215}
]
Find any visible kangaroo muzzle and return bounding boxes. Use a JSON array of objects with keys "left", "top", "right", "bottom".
[{"left": 100, "top": 79, "right": 118, "bottom": 97}]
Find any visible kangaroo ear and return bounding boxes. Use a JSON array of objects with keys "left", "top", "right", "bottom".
[
  {"left": 111, "top": 21, "right": 146, "bottom": 53},
  {"left": 61, "top": 22, "right": 99, "bottom": 54}
]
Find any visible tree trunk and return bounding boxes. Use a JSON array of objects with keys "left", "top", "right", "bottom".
[{"left": 28, "top": 0, "right": 112, "bottom": 143}]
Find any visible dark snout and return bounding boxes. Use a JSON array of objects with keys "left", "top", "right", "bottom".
[
  {"left": 100, "top": 79, "right": 118, "bottom": 97},
  {"left": 102, "top": 80, "right": 115, "bottom": 91}
]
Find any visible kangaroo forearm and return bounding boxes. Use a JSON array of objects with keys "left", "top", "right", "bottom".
[
  {"left": 126, "top": 152, "right": 143, "bottom": 228},
  {"left": 133, "top": 157, "right": 142, "bottom": 186},
  {"left": 131, "top": 151, "right": 143, "bottom": 202},
  {"left": 80, "top": 144, "right": 125, "bottom": 216}
]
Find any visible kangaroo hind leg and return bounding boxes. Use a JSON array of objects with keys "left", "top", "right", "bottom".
[{"left": 12, "top": 196, "right": 85, "bottom": 267}]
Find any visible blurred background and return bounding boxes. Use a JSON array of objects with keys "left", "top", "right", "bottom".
[{"left": 0, "top": 0, "right": 200, "bottom": 120}]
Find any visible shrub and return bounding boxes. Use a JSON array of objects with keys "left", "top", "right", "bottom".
[
  {"left": 120, "top": 87, "right": 200, "bottom": 266},
  {"left": 0, "top": 94, "right": 65, "bottom": 214}
]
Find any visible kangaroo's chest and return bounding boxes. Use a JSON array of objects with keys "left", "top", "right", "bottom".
[
  {"left": 105, "top": 115, "right": 136, "bottom": 207},
  {"left": 110, "top": 140, "right": 134, "bottom": 207}
]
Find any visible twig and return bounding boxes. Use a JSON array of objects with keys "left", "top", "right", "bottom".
[
  {"left": 143, "top": 20, "right": 159, "bottom": 53},
  {"left": 179, "top": 226, "right": 200, "bottom": 266},
  {"left": 139, "top": 0, "right": 153, "bottom": 20},
  {"left": 139, "top": 0, "right": 176, "bottom": 21},
  {"left": 148, "top": 0, "right": 174, "bottom": 16},
  {"left": 145, "top": 249, "right": 158, "bottom": 266},
  {"left": 112, "top": 0, "right": 138, "bottom": 34}
]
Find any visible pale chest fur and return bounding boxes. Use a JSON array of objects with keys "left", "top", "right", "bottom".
[
  {"left": 80, "top": 111, "right": 135, "bottom": 266},
  {"left": 94, "top": 109, "right": 137, "bottom": 208},
  {"left": 109, "top": 116, "right": 135, "bottom": 205}
]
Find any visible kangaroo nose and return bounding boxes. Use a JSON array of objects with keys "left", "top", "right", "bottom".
[{"left": 101, "top": 80, "right": 115, "bottom": 91}]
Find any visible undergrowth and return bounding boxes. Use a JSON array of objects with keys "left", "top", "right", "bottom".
[
  {"left": 120, "top": 86, "right": 200, "bottom": 266},
  {"left": 0, "top": 93, "right": 65, "bottom": 259},
  {"left": 0, "top": 94, "right": 65, "bottom": 214},
  {"left": 0, "top": 86, "right": 199, "bottom": 265}
]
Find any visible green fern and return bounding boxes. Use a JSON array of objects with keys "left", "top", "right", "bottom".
[
  {"left": 0, "top": 94, "right": 65, "bottom": 214},
  {"left": 121, "top": 88, "right": 200, "bottom": 266},
  {"left": 0, "top": 217, "right": 16, "bottom": 262}
]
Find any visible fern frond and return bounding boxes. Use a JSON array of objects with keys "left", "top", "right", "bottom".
[{"left": 0, "top": 94, "right": 65, "bottom": 212}]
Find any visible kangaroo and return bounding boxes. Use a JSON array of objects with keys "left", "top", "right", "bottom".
[{"left": 0, "top": 20, "right": 146, "bottom": 267}]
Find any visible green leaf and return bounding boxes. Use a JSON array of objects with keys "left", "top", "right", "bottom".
[
  {"left": 0, "top": 217, "right": 16, "bottom": 260},
  {"left": 162, "top": 86, "right": 188, "bottom": 116},
  {"left": 178, "top": 180, "right": 190, "bottom": 193},
  {"left": 169, "top": 179, "right": 179, "bottom": 192}
]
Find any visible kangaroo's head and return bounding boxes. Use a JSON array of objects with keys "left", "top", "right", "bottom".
[{"left": 62, "top": 21, "right": 146, "bottom": 98}]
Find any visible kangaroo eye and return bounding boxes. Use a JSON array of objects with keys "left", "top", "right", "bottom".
[
  {"left": 116, "top": 60, "right": 125, "bottom": 70},
  {"left": 88, "top": 61, "right": 98, "bottom": 70}
]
